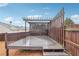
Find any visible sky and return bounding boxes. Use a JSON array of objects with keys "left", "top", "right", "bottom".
[{"left": 0, "top": 3, "right": 79, "bottom": 27}]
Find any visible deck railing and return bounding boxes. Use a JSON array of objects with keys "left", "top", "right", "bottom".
[
  {"left": 0, "top": 33, "right": 5, "bottom": 41},
  {"left": 5, "top": 32, "right": 30, "bottom": 46},
  {"left": 4, "top": 32, "right": 30, "bottom": 55}
]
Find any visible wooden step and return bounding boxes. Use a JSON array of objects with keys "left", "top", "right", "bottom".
[
  {"left": 43, "top": 52, "right": 68, "bottom": 56},
  {"left": 43, "top": 49, "right": 64, "bottom": 52},
  {"left": 42, "top": 48, "right": 68, "bottom": 56}
]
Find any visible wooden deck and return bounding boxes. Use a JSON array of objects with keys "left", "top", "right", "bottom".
[
  {"left": 7, "top": 36, "right": 68, "bottom": 56},
  {"left": 8, "top": 36, "right": 63, "bottom": 49}
]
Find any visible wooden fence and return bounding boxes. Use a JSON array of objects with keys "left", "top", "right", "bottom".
[
  {"left": 67, "top": 24, "right": 79, "bottom": 29},
  {"left": 48, "top": 8, "right": 64, "bottom": 46},
  {"left": 0, "top": 33, "right": 5, "bottom": 41},
  {"left": 64, "top": 29, "right": 79, "bottom": 56}
]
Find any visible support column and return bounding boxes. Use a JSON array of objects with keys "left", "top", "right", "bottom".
[
  {"left": 30, "top": 23, "right": 31, "bottom": 32},
  {"left": 25, "top": 21, "right": 26, "bottom": 32}
]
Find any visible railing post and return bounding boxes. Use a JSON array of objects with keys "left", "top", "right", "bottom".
[
  {"left": 6, "top": 48, "right": 9, "bottom": 56},
  {"left": 5, "top": 33, "right": 9, "bottom": 56}
]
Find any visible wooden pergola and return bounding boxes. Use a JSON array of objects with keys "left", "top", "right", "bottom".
[{"left": 23, "top": 19, "right": 50, "bottom": 35}]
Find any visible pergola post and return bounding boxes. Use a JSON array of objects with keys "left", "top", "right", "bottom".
[
  {"left": 29, "top": 23, "right": 31, "bottom": 34},
  {"left": 25, "top": 20, "right": 26, "bottom": 32}
]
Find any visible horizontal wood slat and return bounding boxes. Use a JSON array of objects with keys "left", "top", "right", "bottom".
[{"left": 65, "top": 40, "right": 79, "bottom": 48}]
